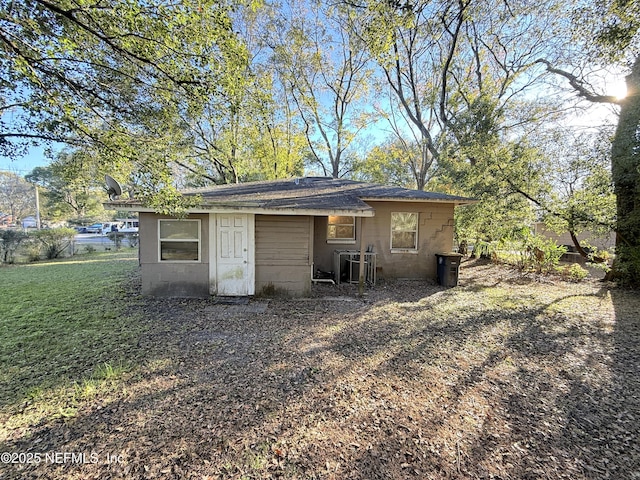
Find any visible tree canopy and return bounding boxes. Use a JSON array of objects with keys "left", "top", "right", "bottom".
[
  {"left": 26, "top": 149, "right": 106, "bottom": 220},
  {"left": 2, "top": 0, "right": 639, "bottom": 284},
  {"left": 2, "top": 0, "right": 253, "bottom": 206}
]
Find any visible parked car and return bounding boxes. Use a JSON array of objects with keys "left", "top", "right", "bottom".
[
  {"left": 74, "top": 226, "right": 88, "bottom": 233},
  {"left": 85, "top": 223, "right": 103, "bottom": 234}
]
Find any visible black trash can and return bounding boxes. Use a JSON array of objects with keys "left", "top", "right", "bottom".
[{"left": 435, "top": 253, "right": 463, "bottom": 287}]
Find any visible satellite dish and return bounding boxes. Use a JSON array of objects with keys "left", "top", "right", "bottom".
[{"left": 105, "top": 174, "right": 123, "bottom": 200}]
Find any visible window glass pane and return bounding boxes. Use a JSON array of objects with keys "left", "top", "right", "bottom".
[
  {"left": 329, "top": 215, "right": 355, "bottom": 225},
  {"left": 391, "top": 212, "right": 417, "bottom": 232},
  {"left": 327, "top": 216, "right": 355, "bottom": 239},
  {"left": 392, "top": 232, "right": 416, "bottom": 249},
  {"left": 160, "top": 241, "right": 199, "bottom": 261},
  {"left": 391, "top": 212, "right": 418, "bottom": 249},
  {"left": 160, "top": 220, "right": 199, "bottom": 240},
  {"left": 335, "top": 226, "right": 354, "bottom": 238}
]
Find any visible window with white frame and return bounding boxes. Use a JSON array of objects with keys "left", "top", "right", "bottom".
[
  {"left": 158, "top": 219, "right": 201, "bottom": 262},
  {"left": 391, "top": 212, "right": 418, "bottom": 250},
  {"left": 327, "top": 215, "right": 355, "bottom": 242}
]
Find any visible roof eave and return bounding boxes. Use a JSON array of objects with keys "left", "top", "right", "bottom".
[
  {"left": 103, "top": 202, "right": 375, "bottom": 217},
  {"left": 360, "top": 196, "right": 477, "bottom": 205}
]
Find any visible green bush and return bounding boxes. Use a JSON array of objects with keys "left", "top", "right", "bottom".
[
  {"left": 492, "top": 235, "right": 569, "bottom": 276},
  {"left": 24, "top": 241, "right": 42, "bottom": 262},
  {"left": 495, "top": 238, "right": 528, "bottom": 269},
  {"left": 614, "top": 245, "right": 640, "bottom": 288},
  {"left": 106, "top": 231, "right": 125, "bottom": 250},
  {"left": 30, "top": 227, "right": 76, "bottom": 259},
  {"left": 524, "top": 235, "right": 567, "bottom": 274},
  {"left": 472, "top": 240, "right": 498, "bottom": 259},
  {"left": 0, "top": 229, "right": 27, "bottom": 264},
  {"left": 558, "top": 263, "right": 589, "bottom": 282},
  {"left": 125, "top": 233, "right": 139, "bottom": 248}
]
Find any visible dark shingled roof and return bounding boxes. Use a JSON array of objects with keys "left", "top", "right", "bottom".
[
  {"left": 108, "top": 177, "right": 474, "bottom": 213},
  {"left": 187, "top": 177, "right": 472, "bottom": 210}
]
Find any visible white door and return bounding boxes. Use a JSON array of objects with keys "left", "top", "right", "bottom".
[{"left": 216, "top": 214, "right": 254, "bottom": 296}]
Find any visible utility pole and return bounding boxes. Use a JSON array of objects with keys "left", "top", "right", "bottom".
[{"left": 34, "top": 183, "right": 41, "bottom": 229}]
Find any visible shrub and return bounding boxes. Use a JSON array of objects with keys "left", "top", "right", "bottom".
[
  {"left": 614, "top": 245, "right": 640, "bottom": 288},
  {"left": 125, "top": 233, "right": 139, "bottom": 248},
  {"left": 30, "top": 227, "right": 76, "bottom": 259},
  {"left": 24, "top": 241, "right": 42, "bottom": 262},
  {"left": 0, "top": 229, "right": 27, "bottom": 264},
  {"left": 472, "top": 240, "right": 498, "bottom": 260},
  {"left": 495, "top": 238, "right": 528, "bottom": 269},
  {"left": 493, "top": 235, "right": 568, "bottom": 275},
  {"left": 524, "top": 235, "right": 566, "bottom": 274},
  {"left": 106, "top": 232, "right": 124, "bottom": 250},
  {"left": 84, "top": 245, "right": 96, "bottom": 254},
  {"left": 558, "top": 263, "right": 589, "bottom": 282}
]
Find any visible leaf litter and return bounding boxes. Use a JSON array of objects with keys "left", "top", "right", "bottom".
[{"left": 2, "top": 258, "right": 639, "bottom": 479}]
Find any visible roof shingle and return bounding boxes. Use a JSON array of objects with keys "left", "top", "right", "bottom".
[{"left": 108, "top": 177, "right": 474, "bottom": 214}]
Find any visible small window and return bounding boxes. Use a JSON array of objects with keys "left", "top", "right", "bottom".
[
  {"left": 159, "top": 219, "right": 201, "bottom": 262},
  {"left": 327, "top": 215, "right": 355, "bottom": 243},
  {"left": 391, "top": 212, "right": 418, "bottom": 250}
]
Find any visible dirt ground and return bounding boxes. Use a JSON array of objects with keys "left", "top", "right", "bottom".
[{"left": 2, "top": 259, "right": 639, "bottom": 479}]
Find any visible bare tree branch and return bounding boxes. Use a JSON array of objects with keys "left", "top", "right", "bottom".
[
  {"left": 439, "top": 0, "right": 468, "bottom": 128},
  {"left": 535, "top": 59, "right": 622, "bottom": 105}
]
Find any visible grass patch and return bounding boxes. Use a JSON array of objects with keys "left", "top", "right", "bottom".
[{"left": 0, "top": 251, "right": 142, "bottom": 436}]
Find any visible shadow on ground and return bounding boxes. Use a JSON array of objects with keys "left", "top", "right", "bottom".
[{"left": 1, "top": 260, "right": 638, "bottom": 479}]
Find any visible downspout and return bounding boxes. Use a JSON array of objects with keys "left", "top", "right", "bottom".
[{"left": 358, "top": 217, "right": 366, "bottom": 297}]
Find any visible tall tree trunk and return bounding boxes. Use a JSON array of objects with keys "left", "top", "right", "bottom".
[
  {"left": 570, "top": 230, "right": 607, "bottom": 263},
  {"left": 606, "top": 54, "right": 640, "bottom": 286}
]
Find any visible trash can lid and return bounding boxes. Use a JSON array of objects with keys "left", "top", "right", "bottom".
[{"left": 435, "top": 252, "right": 464, "bottom": 257}]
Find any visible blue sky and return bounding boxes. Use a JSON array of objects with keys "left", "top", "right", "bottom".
[{"left": 0, "top": 145, "right": 53, "bottom": 175}]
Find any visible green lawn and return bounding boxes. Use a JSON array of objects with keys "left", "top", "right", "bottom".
[{"left": 0, "top": 251, "right": 142, "bottom": 429}]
